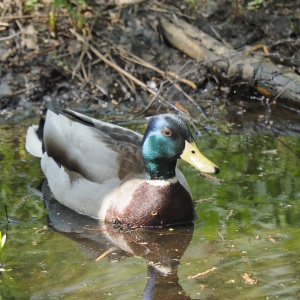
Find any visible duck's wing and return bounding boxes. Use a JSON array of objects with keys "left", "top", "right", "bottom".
[
  {"left": 43, "top": 109, "right": 145, "bottom": 184},
  {"left": 63, "top": 109, "right": 142, "bottom": 147}
]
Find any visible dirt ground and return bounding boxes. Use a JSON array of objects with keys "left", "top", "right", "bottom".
[{"left": 0, "top": 0, "right": 300, "bottom": 134}]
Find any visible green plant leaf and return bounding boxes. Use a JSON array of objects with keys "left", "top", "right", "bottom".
[{"left": 1, "top": 234, "right": 6, "bottom": 249}]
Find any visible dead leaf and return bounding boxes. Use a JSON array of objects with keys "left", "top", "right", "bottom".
[
  {"left": 68, "top": 40, "right": 82, "bottom": 55},
  {"left": 21, "top": 24, "right": 39, "bottom": 51},
  {"left": 268, "top": 235, "right": 277, "bottom": 243},
  {"left": 243, "top": 272, "right": 258, "bottom": 284},
  {"left": 35, "top": 225, "right": 48, "bottom": 234},
  {"left": 226, "top": 209, "right": 234, "bottom": 220},
  {"left": 175, "top": 102, "right": 189, "bottom": 114}
]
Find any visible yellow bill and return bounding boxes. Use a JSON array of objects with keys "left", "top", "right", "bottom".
[{"left": 180, "top": 141, "right": 220, "bottom": 174}]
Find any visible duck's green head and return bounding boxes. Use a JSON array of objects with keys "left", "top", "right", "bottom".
[{"left": 142, "top": 114, "right": 220, "bottom": 180}]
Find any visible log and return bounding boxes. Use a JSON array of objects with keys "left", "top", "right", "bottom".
[{"left": 160, "top": 17, "right": 300, "bottom": 105}]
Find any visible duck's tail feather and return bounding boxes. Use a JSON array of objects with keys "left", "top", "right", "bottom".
[
  {"left": 25, "top": 118, "right": 45, "bottom": 158},
  {"left": 62, "top": 108, "right": 95, "bottom": 127}
]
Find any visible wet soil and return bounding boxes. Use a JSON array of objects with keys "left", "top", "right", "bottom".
[{"left": 0, "top": 0, "right": 300, "bottom": 134}]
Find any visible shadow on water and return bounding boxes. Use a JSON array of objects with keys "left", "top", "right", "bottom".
[{"left": 42, "top": 180, "right": 194, "bottom": 300}]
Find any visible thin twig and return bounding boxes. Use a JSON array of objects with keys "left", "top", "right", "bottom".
[
  {"left": 150, "top": 1, "right": 195, "bottom": 20},
  {"left": 116, "top": 46, "right": 206, "bottom": 117},
  {"left": 209, "top": 25, "right": 233, "bottom": 49},
  {"left": 4, "top": 205, "right": 8, "bottom": 223},
  {"left": 69, "top": 29, "right": 190, "bottom": 116},
  {"left": 0, "top": 30, "right": 21, "bottom": 41},
  {"left": 216, "top": 229, "right": 225, "bottom": 241},
  {"left": 72, "top": 44, "right": 88, "bottom": 79},
  {"left": 0, "top": 13, "right": 69, "bottom": 21},
  {"left": 68, "top": 31, "right": 207, "bottom": 120},
  {"left": 134, "top": 81, "right": 164, "bottom": 115},
  {"left": 187, "top": 267, "right": 217, "bottom": 279},
  {"left": 95, "top": 247, "right": 118, "bottom": 261},
  {"left": 3, "top": 86, "right": 39, "bottom": 98},
  {"left": 199, "top": 172, "right": 223, "bottom": 184},
  {"left": 278, "top": 137, "right": 300, "bottom": 160},
  {"left": 81, "top": 61, "right": 88, "bottom": 82},
  {"left": 194, "top": 196, "right": 214, "bottom": 203},
  {"left": 107, "top": 52, "right": 136, "bottom": 95},
  {"left": 225, "top": 209, "right": 235, "bottom": 220},
  {"left": 273, "top": 76, "right": 300, "bottom": 102},
  {"left": 117, "top": 46, "right": 197, "bottom": 89},
  {"left": 264, "top": 70, "right": 300, "bottom": 124}
]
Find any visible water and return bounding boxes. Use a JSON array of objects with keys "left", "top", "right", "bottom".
[{"left": 1, "top": 119, "right": 300, "bottom": 299}]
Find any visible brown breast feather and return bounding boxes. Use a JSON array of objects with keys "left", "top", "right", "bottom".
[{"left": 105, "top": 181, "right": 194, "bottom": 227}]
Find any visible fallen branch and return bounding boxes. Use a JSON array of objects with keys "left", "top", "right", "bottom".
[{"left": 160, "top": 17, "right": 300, "bottom": 106}]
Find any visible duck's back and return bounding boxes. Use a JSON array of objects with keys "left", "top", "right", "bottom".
[
  {"left": 44, "top": 110, "right": 145, "bottom": 182},
  {"left": 26, "top": 109, "right": 146, "bottom": 218}
]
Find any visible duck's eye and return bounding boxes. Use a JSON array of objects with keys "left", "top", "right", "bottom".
[{"left": 162, "top": 128, "right": 172, "bottom": 137}]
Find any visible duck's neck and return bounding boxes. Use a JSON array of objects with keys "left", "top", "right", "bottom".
[{"left": 144, "top": 159, "right": 177, "bottom": 180}]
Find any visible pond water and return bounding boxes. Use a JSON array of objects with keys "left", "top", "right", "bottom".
[{"left": 1, "top": 117, "right": 300, "bottom": 300}]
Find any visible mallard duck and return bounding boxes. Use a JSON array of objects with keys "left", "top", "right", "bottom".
[{"left": 26, "top": 106, "right": 219, "bottom": 227}]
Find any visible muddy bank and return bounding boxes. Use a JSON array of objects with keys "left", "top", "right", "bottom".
[{"left": 0, "top": 0, "right": 300, "bottom": 135}]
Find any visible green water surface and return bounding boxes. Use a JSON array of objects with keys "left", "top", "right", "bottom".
[{"left": 0, "top": 120, "right": 300, "bottom": 299}]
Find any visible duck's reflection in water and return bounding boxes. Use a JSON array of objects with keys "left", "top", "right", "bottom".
[{"left": 43, "top": 180, "right": 193, "bottom": 300}]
